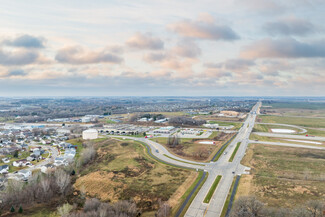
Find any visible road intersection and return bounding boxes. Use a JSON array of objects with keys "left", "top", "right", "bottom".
[{"left": 121, "top": 102, "right": 261, "bottom": 217}]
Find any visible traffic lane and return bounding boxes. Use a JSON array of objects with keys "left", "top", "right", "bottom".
[
  {"left": 249, "top": 140, "right": 325, "bottom": 150},
  {"left": 253, "top": 132, "right": 325, "bottom": 141}
]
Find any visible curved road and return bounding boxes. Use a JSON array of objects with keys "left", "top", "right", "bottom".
[
  {"left": 256, "top": 123, "right": 307, "bottom": 134},
  {"left": 117, "top": 102, "right": 262, "bottom": 217},
  {"left": 253, "top": 132, "right": 325, "bottom": 142}
]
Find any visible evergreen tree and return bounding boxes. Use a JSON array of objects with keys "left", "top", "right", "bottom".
[
  {"left": 18, "top": 206, "right": 23, "bottom": 213},
  {"left": 10, "top": 206, "right": 15, "bottom": 212}
]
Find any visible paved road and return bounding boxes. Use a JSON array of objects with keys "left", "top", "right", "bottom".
[
  {"left": 249, "top": 140, "right": 325, "bottom": 150},
  {"left": 256, "top": 123, "right": 307, "bottom": 134},
  {"left": 118, "top": 102, "right": 262, "bottom": 217},
  {"left": 185, "top": 102, "right": 261, "bottom": 217},
  {"left": 253, "top": 132, "right": 325, "bottom": 141}
]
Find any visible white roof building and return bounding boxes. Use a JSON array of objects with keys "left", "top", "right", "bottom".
[{"left": 82, "top": 129, "right": 98, "bottom": 140}]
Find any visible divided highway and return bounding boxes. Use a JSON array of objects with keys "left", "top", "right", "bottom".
[{"left": 117, "top": 102, "right": 262, "bottom": 217}]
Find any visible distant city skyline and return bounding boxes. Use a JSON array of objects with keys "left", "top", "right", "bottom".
[{"left": 0, "top": 0, "right": 324, "bottom": 96}]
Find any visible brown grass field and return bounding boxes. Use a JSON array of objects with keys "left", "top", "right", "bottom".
[
  {"left": 150, "top": 132, "right": 235, "bottom": 162},
  {"left": 237, "top": 144, "right": 325, "bottom": 208},
  {"left": 74, "top": 138, "right": 196, "bottom": 215}
]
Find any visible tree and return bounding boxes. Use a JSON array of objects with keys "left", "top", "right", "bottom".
[
  {"left": 143, "top": 132, "right": 147, "bottom": 136},
  {"left": 230, "top": 196, "right": 264, "bottom": 217},
  {"left": 10, "top": 206, "right": 15, "bottom": 212},
  {"left": 18, "top": 205, "right": 23, "bottom": 213},
  {"left": 156, "top": 201, "right": 171, "bottom": 217},
  {"left": 57, "top": 203, "right": 73, "bottom": 216},
  {"left": 54, "top": 169, "right": 71, "bottom": 195},
  {"left": 13, "top": 150, "right": 19, "bottom": 158},
  {"left": 167, "top": 135, "right": 180, "bottom": 147}
]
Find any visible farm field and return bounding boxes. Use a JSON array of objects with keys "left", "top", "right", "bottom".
[
  {"left": 257, "top": 115, "right": 325, "bottom": 128},
  {"left": 150, "top": 132, "right": 236, "bottom": 162},
  {"left": 237, "top": 144, "right": 325, "bottom": 208},
  {"left": 73, "top": 138, "right": 197, "bottom": 216},
  {"left": 261, "top": 102, "right": 325, "bottom": 118}
]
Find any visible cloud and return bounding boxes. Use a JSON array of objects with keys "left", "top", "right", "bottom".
[
  {"left": 8, "top": 69, "right": 26, "bottom": 76},
  {"left": 3, "top": 34, "right": 45, "bottom": 48},
  {"left": 204, "top": 69, "right": 233, "bottom": 78},
  {"left": 263, "top": 17, "right": 315, "bottom": 36},
  {"left": 236, "top": 0, "right": 286, "bottom": 15},
  {"left": 126, "top": 33, "right": 164, "bottom": 50},
  {"left": 143, "top": 52, "right": 167, "bottom": 63},
  {"left": 0, "top": 49, "right": 39, "bottom": 65},
  {"left": 172, "top": 40, "right": 201, "bottom": 58},
  {"left": 205, "top": 59, "right": 255, "bottom": 71},
  {"left": 240, "top": 38, "right": 325, "bottom": 59},
  {"left": 168, "top": 16, "right": 239, "bottom": 41},
  {"left": 55, "top": 46, "right": 123, "bottom": 64}
]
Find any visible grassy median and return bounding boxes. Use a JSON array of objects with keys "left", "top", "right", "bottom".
[
  {"left": 229, "top": 142, "right": 241, "bottom": 162},
  {"left": 220, "top": 176, "right": 239, "bottom": 217},
  {"left": 203, "top": 175, "right": 222, "bottom": 203}
]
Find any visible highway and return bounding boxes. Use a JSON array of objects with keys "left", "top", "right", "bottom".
[
  {"left": 253, "top": 132, "right": 325, "bottom": 142},
  {"left": 185, "top": 102, "right": 261, "bottom": 217},
  {"left": 249, "top": 140, "right": 325, "bottom": 150},
  {"left": 256, "top": 123, "right": 307, "bottom": 134},
  {"left": 115, "top": 102, "right": 262, "bottom": 217}
]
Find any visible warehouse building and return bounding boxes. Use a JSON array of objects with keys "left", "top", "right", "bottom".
[{"left": 82, "top": 129, "right": 98, "bottom": 140}]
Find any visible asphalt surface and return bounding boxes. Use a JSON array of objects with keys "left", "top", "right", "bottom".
[
  {"left": 256, "top": 123, "right": 307, "bottom": 134},
  {"left": 175, "top": 171, "right": 208, "bottom": 217},
  {"left": 253, "top": 132, "right": 325, "bottom": 141},
  {"left": 119, "top": 102, "right": 262, "bottom": 217},
  {"left": 26, "top": 145, "right": 59, "bottom": 172},
  {"left": 249, "top": 140, "right": 325, "bottom": 150}
]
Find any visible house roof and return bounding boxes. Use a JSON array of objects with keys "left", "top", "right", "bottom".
[{"left": 0, "top": 165, "right": 9, "bottom": 169}]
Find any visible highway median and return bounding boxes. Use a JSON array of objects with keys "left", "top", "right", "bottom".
[
  {"left": 203, "top": 175, "right": 222, "bottom": 203},
  {"left": 229, "top": 142, "right": 241, "bottom": 162}
]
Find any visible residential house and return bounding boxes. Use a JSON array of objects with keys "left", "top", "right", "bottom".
[
  {"left": 0, "top": 165, "right": 9, "bottom": 174},
  {"left": 17, "top": 169, "right": 32, "bottom": 181},
  {"left": 12, "top": 159, "right": 31, "bottom": 167},
  {"left": 41, "top": 163, "right": 54, "bottom": 173}
]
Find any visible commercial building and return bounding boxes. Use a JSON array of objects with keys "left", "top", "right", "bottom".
[{"left": 82, "top": 129, "right": 98, "bottom": 140}]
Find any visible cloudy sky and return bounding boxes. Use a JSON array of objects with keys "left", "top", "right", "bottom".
[{"left": 0, "top": 0, "right": 324, "bottom": 96}]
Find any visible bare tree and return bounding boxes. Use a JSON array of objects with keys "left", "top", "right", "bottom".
[
  {"left": 55, "top": 169, "right": 71, "bottom": 195},
  {"left": 156, "top": 201, "right": 171, "bottom": 217},
  {"left": 167, "top": 135, "right": 180, "bottom": 147},
  {"left": 230, "top": 196, "right": 264, "bottom": 217},
  {"left": 57, "top": 203, "right": 74, "bottom": 216}
]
